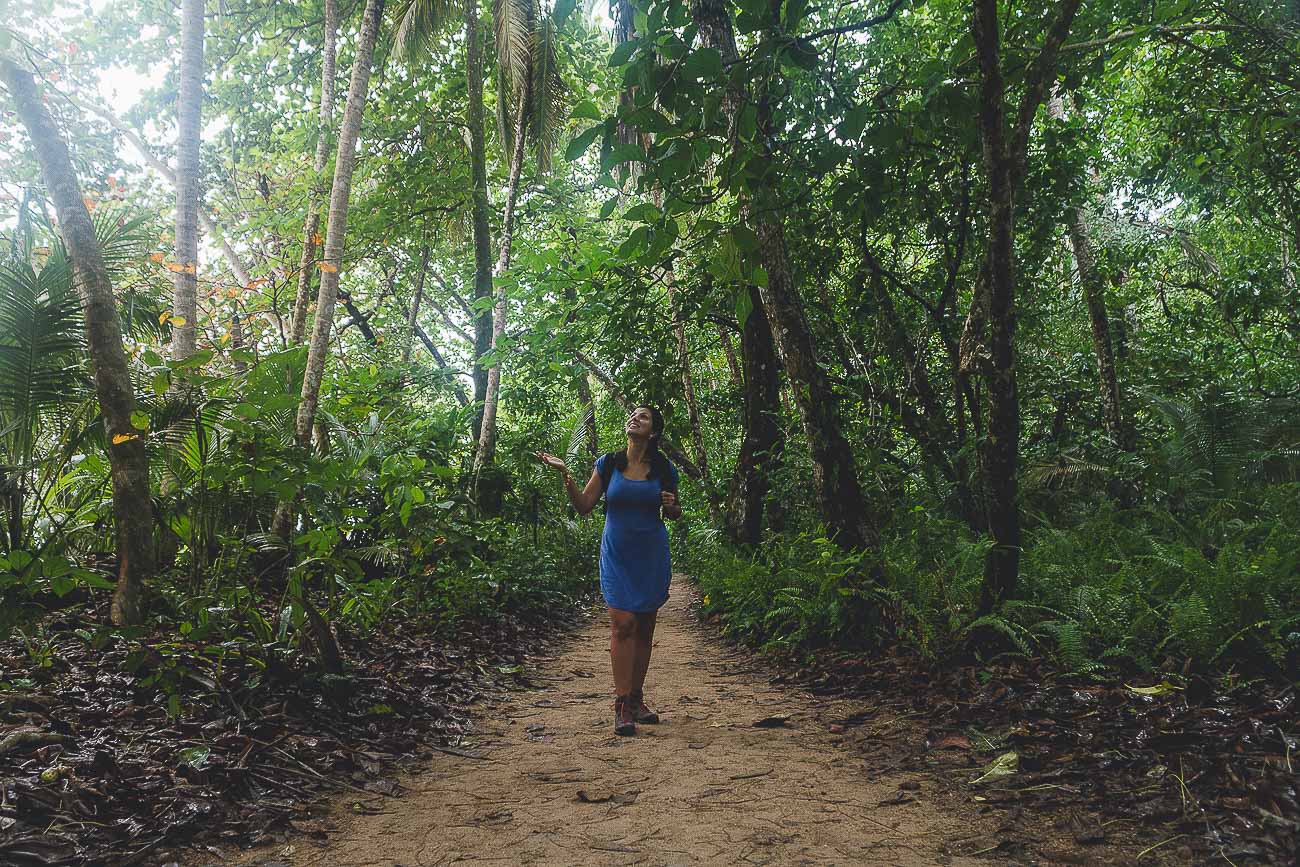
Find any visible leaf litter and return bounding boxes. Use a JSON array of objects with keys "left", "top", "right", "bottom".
[
  {"left": 773, "top": 647, "right": 1299, "bottom": 863},
  {"left": 0, "top": 601, "right": 590, "bottom": 865}
]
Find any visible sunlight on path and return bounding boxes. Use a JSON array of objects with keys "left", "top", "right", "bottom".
[{"left": 251, "top": 577, "right": 990, "bottom": 866}]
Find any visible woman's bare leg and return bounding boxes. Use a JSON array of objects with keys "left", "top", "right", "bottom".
[
  {"left": 608, "top": 608, "right": 638, "bottom": 696},
  {"left": 631, "top": 611, "right": 658, "bottom": 695}
]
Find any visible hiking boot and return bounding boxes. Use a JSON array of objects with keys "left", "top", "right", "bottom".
[
  {"left": 613, "top": 695, "right": 637, "bottom": 736},
  {"left": 629, "top": 690, "right": 659, "bottom": 724}
]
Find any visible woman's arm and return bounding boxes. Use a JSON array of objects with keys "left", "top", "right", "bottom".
[
  {"left": 538, "top": 453, "right": 603, "bottom": 516},
  {"left": 565, "top": 468, "right": 604, "bottom": 516}
]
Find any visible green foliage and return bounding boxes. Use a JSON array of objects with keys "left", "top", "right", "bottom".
[{"left": 683, "top": 530, "right": 873, "bottom": 652}]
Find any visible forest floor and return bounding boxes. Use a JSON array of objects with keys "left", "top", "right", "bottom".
[{"left": 224, "top": 577, "right": 1165, "bottom": 867}]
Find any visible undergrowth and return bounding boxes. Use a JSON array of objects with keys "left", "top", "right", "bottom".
[{"left": 682, "top": 483, "right": 1300, "bottom": 680}]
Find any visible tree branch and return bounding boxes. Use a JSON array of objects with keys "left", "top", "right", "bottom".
[{"left": 806, "top": 0, "right": 909, "bottom": 41}]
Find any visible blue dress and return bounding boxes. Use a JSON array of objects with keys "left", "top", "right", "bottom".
[{"left": 596, "top": 454, "right": 678, "bottom": 613}]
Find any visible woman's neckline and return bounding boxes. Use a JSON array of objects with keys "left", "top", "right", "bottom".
[{"left": 616, "top": 466, "right": 654, "bottom": 482}]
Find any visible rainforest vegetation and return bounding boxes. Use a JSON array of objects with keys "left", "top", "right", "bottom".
[{"left": 1, "top": 0, "right": 1297, "bottom": 863}]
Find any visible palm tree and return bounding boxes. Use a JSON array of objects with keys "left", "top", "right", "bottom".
[
  {"left": 290, "top": 0, "right": 340, "bottom": 345},
  {"left": 393, "top": 0, "right": 570, "bottom": 508},
  {"left": 171, "top": 0, "right": 204, "bottom": 363},
  {"left": 0, "top": 240, "right": 86, "bottom": 551},
  {"left": 393, "top": 0, "right": 496, "bottom": 438},
  {"left": 272, "top": 0, "right": 389, "bottom": 541}
]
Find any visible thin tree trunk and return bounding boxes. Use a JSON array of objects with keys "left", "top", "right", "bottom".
[
  {"left": 4, "top": 60, "right": 156, "bottom": 625},
  {"left": 971, "top": 0, "right": 1020, "bottom": 613},
  {"left": 413, "top": 324, "right": 470, "bottom": 406},
  {"left": 648, "top": 186, "right": 718, "bottom": 518},
  {"left": 171, "top": 0, "right": 204, "bottom": 363},
  {"left": 667, "top": 283, "right": 719, "bottom": 521},
  {"left": 402, "top": 244, "right": 430, "bottom": 366},
  {"left": 719, "top": 323, "right": 742, "bottom": 387},
  {"left": 562, "top": 284, "right": 598, "bottom": 456},
  {"left": 291, "top": 0, "right": 339, "bottom": 345},
  {"left": 865, "top": 266, "right": 981, "bottom": 526},
  {"left": 74, "top": 99, "right": 255, "bottom": 372},
  {"left": 693, "top": 0, "right": 875, "bottom": 553},
  {"left": 1047, "top": 93, "right": 1130, "bottom": 452},
  {"left": 272, "top": 0, "right": 386, "bottom": 539},
  {"left": 970, "top": 0, "right": 1081, "bottom": 613},
  {"left": 576, "top": 374, "right": 597, "bottom": 457},
  {"left": 726, "top": 283, "right": 784, "bottom": 546},
  {"left": 465, "top": 0, "right": 494, "bottom": 441},
  {"left": 471, "top": 93, "right": 529, "bottom": 507}
]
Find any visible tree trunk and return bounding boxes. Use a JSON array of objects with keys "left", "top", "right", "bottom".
[
  {"left": 970, "top": 0, "right": 1020, "bottom": 612},
  {"left": 402, "top": 244, "right": 430, "bottom": 366},
  {"left": 290, "top": 0, "right": 339, "bottom": 345},
  {"left": 3, "top": 60, "right": 156, "bottom": 625},
  {"left": 1047, "top": 93, "right": 1130, "bottom": 452},
  {"left": 969, "top": 0, "right": 1081, "bottom": 613},
  {"left": 471, "top": 93, "right": 529, "bottom": 509},
  {"left": 465, "top": 0, "right": 494, "bottom": 441},
  {"left": 864, "top": 265, "right": 981, "bottom": 526},
  {"left": 693, "top": 0, "right": 875, "bottom": 553},
  {"left": 75, "top": 97, "right": 253, "bottom": 372},
  {"left": 664, "top": 257, "right": 720, "bottom": 522},
  {"left": 719, "top": 323, "right": 742, "bottom": 387},
  {"left": 668, "top": 284, "right": 719, "bottom": 521},
  {"left": 171, "top": 0, "right": 204, "bottom": 363},
  {"left": 726, "top": 283, "right": 784, "bottom": 546},
  {"left": 413, "top": 324, "right": 470, "bottom": 406},
  {"left": 272, "top": 0, "right": 386, "bottom": 539},
  {"left": 576, "top": 374, "right": 597, "bottom": 457},
  {"left": 562, "top": 284, "right": 599, "bottom": 456}
]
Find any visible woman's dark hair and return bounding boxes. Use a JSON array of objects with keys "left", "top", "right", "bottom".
[{"left": 610, "top": 404, "right": 676, "bottom": 490}]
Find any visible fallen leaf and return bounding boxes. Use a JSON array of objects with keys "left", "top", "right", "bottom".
[
  {"left": 1125, "top": 682, "right": 1183, "bottom": 697},
  {"left": 970, "top": 751, "right": 1019, "bottom": 786}
]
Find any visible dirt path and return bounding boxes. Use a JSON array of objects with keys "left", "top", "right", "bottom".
[{"left": 250, "top": 577, "right": 995, "bottom": 866}]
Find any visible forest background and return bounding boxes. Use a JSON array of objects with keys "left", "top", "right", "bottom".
[{"left": 0, "top": 0, "right": 1297, "bottom": 863}]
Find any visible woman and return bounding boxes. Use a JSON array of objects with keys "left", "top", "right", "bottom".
[{"left": 538, "top": 405, "right": 682, "bottom": 736}]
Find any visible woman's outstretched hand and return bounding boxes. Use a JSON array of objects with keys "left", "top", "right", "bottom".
[{"left": 536, "top": 451, "right": 567, "bottom": 473}]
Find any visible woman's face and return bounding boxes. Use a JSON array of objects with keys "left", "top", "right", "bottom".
[{"left": 625, "top": 406, "right": 656, "bottom": 440}]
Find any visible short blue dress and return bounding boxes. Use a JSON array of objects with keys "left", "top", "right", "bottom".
[{"left": 596, "top": 454, "right": 679, "bottom": 613}]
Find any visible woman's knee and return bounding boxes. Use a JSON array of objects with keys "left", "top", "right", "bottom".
[{"left": 609, "top": 613, "right": 637, "bottom": 642}]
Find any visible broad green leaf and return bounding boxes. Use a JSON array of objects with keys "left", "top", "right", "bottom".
[
  {"left": 572, "top": 99, "right": 602, "bottom": 121},
  {"left": 731, "top": 224, "right": 761, "bottom": 253},
  {"left": 682, "top": 47, "right": 723, "bottom": 81},
  {"left": 623, "top": 202, "right": 661, "bottom": 223},
  {"left": 566, "top": 124, "right": 605, "bottom": 162}
]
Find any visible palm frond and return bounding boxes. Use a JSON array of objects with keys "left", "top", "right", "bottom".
[
  {"left": 529, "top": 11, "right": 568, "bottom": 173},
  {"left": 492, "top": 0, "right": 534, "bottom": 95},
  {"left": 0, "top": 252, "right": 89, "bottom": 469},
  {"left": 392, "top": 0, "right": 464, "bottom": 60},
  {"left": 563, "top": 400, "right": 592, "bottom": 467}
]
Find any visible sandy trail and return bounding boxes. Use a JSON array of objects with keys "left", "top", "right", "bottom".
[{"left": 265, "top": 576, "right": 991, "bottom": 866}]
